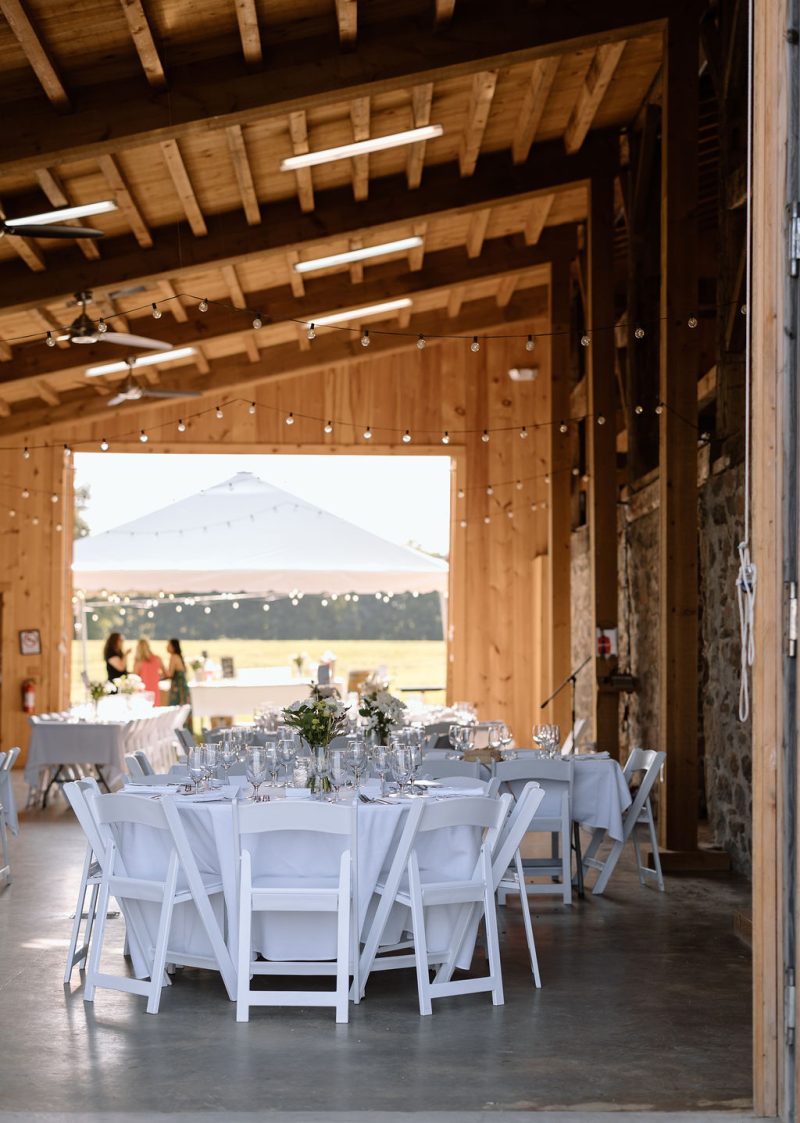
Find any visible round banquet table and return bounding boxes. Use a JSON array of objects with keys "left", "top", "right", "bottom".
[{"left": 112, "top": 786, "right": 485, "bottom": 983}]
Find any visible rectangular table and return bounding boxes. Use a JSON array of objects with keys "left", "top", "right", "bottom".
[{"left": 189, "top": 675, "right": 347, "bottom": 719}]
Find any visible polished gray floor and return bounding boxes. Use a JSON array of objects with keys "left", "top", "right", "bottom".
[{"left": 0, "top": 779, "right": 752, "bottom": 1115}]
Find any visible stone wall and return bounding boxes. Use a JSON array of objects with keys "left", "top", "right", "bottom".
[{"left": 570, "top": 525, "right": 594, "bottom": 740}]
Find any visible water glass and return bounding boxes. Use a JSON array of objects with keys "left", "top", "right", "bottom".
[
  {"left": 245, "top": 747, "right": 268, "bottom": 802},
  {"left": 187, "top": 747, "right": 205, "bottom": 794},
  {"left": 263, "top": 743, "right": 281, "bottom": 787},
  {"left": 371, "top": 744, "right": 391, "bottom": 796},
  {"left": 487, "top": 723, "right": 502, "bottom": 752},
  {"left": 348, "top": 739, "right": 368, "bottom": 792},
  {"left": 390, "top": 746, "right": 415, "bottom": 795},
  {"left": 203, "top": 744, "right": 221, "bottom": 788},
  {"left": 328, "top": 748, "right": 349, "bottom": 801}
]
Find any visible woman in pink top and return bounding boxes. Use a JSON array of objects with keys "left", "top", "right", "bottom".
[{"left": 134, "top": 638, "right": 166, "bottom": 698}]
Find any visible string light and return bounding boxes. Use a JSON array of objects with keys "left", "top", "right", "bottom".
[
  {"left": 151, "top": 303, "right": 162, "bottom": 319},
  {"left": 655, "top": 402, "right": 664, "bottom": 415},
  {"left": 22, "top": 489, "right": 30, "bottom": 499},
  {"left": 687, "top": 315, "right": 698, "bottom": 329},
  {"left": 486, "top": 485, "right": 494, "bottom": 496},
  {"left": 285, "top": 412, "right": 295, "bottom": 426},
  {"left": 252, "top": 314, "right": 263, "bottom": 330},
  {"left": 531, "top": 502, "right": 537, "bottom": 511},
  {"left": 50, "top": 493, "right": 58, "bottom": 503},
  {"left": 441, "top": 432, "right": 450, "bottom": 445},
  {"left": 484, "top": 515, "right": 491, "bottom": 525},
  {"left": 97, "top": 318, "right": 108, "bottom": 334},
  {"left": 402, "top": 430, "right": 412, "bottom": 443},
  {"left": 457, "top": 488, "right": 464, "bottom": 499},
  {"left": 22, "top": 446, "right": 30, "bottom": 460},
  {"left": 634, "top": 326, "right": 645, "bottom": 340},
  {"left": 481, "top": 430, "right": 490, "bottom": 443},
  {"left": 516, "top": 480, "right": 523, "bottom": 490},
  {"left": 204, "top": 606, "right": 211, "bottom": 615},
  {"left": 199, "top": 297, "right": 209, "bottom": 312},
  {"left": 507, "top": 510, "right": 514, "bottom": 519},
  {"left": 471, "top": 337, "right": 480, "bottom": 353},
  {"left": 139, "top": 429, "right": 148, "bottom": 443},
  {"left": 361, "top": 329, "right": 370, "bottom": 348},
  {"left": 572, "top": 467, "right": 580, "bottom": 476},
  {"left": 559, "top": 421, "right": 568, "bottom": 434},
  {"left": 363, "top": 425, "right": 372, "bottom": 440},
  {"left": 46, "top": 332, "right": 56, "bottom": 347},
  {"left": 55, "top": 522, "right": 62, "bottom": 532},
  {"left": 417, "top": 334, "right": 426, "bottom": 350},
  {"left": 32, "top": 516, "right": 39, "bottom": 526},
  {"left": 634, "top": 404, "right": 644, "bottom": 415},
  {"left": 580, "top": 334, "right": 591, "bottom": 347},
  {"left": 526, "top": 334, "right": 535, "bottom": 352},
  {"left": 460, "top": 519, "right": 467, "bottom": 528},
  {"left": 262, "top": 603, "right": 270, "bottom": 612},
  {"left": 175, "top": 604, "right": 183, "bottom": 613},
  {"left": 324, "top": 420, "right": 334, "bottom": 434},
  {"left": 597, "top": 414, "right": 606, "bottom": 425},
  {"left": 520, "top": 426, "right": 528, "bottom": 439},
  {"left": 9, "top": 509, "right": 15, "bottom": 518},
  {"left": 232, "top": 601, "right": 239, "bottom": 610},
  {"left": 63, "top": 444, "right": 71, "bottom": 458},
  {"left": 248, "top": 401, "right": 256, "bottom": 415},
  {"left": 544, "top": 474, "right": 550, "bottom": 484},
  {"left": 215, "top": 405, "right": 224, "bottom": 419},
  {"left": 177, "top": 419, "right": 186, "bottom": 432},
  {"left": 307, "top": 323, "right": 316, "bottom": 341}
]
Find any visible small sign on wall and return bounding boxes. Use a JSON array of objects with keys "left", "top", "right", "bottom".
[
  {"left": 19, "top": 629, "right": 41, "bottom": 656},
  {"left": 596, "top": 627, "right": 618, "bottom": 658}
]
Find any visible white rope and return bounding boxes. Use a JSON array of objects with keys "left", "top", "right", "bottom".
[{"left": 737, "top": 0, "right": 756, "bottom": 723}]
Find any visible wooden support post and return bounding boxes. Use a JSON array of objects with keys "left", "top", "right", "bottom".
[
  {"left": 587, "top": 177, "right": 619, "bottom": 757},
  {"left": 547, "top": 258, "right": 572, "bottom": 734},
  {"left": 658, "top": 8, "right": 699, "bottom": 852}
]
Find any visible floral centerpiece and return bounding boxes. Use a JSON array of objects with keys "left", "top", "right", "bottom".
[
  {"left": 359, "top": 688, "right": 407, "bottom": 745},
  {"left": 290, "top": 651, "right": 308, "bottom": 678},
  {"left": 282, "top": 694, "right": 349, "bottom": 792},
  {"left": 115, "top": 673, "right": 145, "bottom": 696},
  {"left": 87, "top": 678, "right": 113, "bottom": 717}
]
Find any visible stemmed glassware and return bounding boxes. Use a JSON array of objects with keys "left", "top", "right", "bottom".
[
  {"left": 328, "top": 748, "right": 349, "bottom": 802},
  {"left": 203, "top": 744, "right": 220, "bottom": 788},
  {"left": 390, "top": 746, "right": 415, "bottom": 796},
  {"left": 347, "top": 738, "right": 368, "bottom": 795},
  {"left": 278, "top": 736, "right": 297, "bottom": 785},
  {"left": 263, "top": 743, "right": 281, "bottom": 788},
  {"left": 218, "top": 738, "right": 237, "bottom": 783},
  {"left": 371, "top": 744, "right": 391, "bottom": 796},
  {"left": 533, "top": 723, "right": 561, "bottom": 757},
  {"left": 487, "top": 723, "right": 502, "bottom": 752},
  {"left": 187, "top": 747, "right": 206, "bottom": 794},
  {"left": 246, "top": 747, "right": 268, "bottom": 802}
]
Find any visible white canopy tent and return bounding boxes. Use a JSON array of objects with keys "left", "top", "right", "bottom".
[{"left": 72, "top": 471, "right": 449, "bottom": 596}]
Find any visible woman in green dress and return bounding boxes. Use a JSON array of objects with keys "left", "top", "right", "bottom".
[{"left": 166, "top": 638, "right": 192, "bottom": 730}]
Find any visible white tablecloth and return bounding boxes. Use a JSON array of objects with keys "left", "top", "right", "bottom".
[
  {"left": 506, "top": 752, "right": 631, "bottom": 840},
  {"left": 189, "top": 677, "right": 347, "bottom": 718},
  {"left": 113, "top": 792, "right": 481, "bottom": 980}
]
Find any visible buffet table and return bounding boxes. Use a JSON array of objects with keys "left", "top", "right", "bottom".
[{"left": 189, "top": 670, "right": 347, "bottom": 719}]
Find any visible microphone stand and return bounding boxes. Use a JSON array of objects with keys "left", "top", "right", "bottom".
[{"left": 539, "top": 654, "right": 592, "bottom": 898}]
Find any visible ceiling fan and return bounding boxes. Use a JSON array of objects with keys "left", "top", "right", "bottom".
[
  {"left": 58, "top": 290, "right": 170, "bottom": 351},
  {"left": 106, "top": 370, "right": 201, "bottom": 409},
  {"left": 0, "top": 199, "right": 116, "bottom": 240}
]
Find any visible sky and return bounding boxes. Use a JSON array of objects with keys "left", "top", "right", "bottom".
[{"left": 74, "top": 453, "right": 452, "bottom": 556}]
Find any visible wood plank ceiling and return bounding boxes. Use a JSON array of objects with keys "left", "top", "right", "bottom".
[{"left": 0, "top": 0, "right": 664, "bottom": 432}]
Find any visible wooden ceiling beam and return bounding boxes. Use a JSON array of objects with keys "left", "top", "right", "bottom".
[
  {"left": 3, "top": 231, "right": 45, "bottom": 272},
  {"left": 221, "top": 263, "right": 247, "bottom": 309},
  {"left": 234, "top": 0, "right": 262, "bottom": 65},
  {"left": 159, "top": 139, "right": 207, "bottom": 237},
  {"left": 564, "top": 41, "right": 627, "bottom": 154},
  {"left": 0, "top": 136, "right": 606, "bottom": 313},
  {"left": 435, "top": 0, "right": 456, "bottom": 26},
  {"left": 97, "top": 154, "right": 153, "bottom": 249},
  {"left": 524, "top": 193, "right": 555, "bottom": 245},
  {"left": 225, "top": 125, "right": 261, "bottom": 226},
  {"left": 0, "top": 232, "right": 565, "bottom": 391},
  {"left": 495, "top": 274, "right": 517, "bottom": 307},
  {"left": 0, "top": 0, "right": 70, "bottom": 109},
  {"left": 29, "top": 308, "right": 69, "bottom": 348},
  {"left": 158, "top": 280, "right": 187, "bottom": 322},
  {"left": 512, "top": 56, "right": 561, "bottom": 164},
  {"left": 408, "top": 222, "right": 426, "bottom": 271},
  {"left": 459, "top": 71, "right": 498, "bottom": 177},
  {"left": 0, "top": 339, "right": 12, "bottom": 361},
  {"left": 0, "top": 7, "right": 668, "bottom": 176},
  {"left": 350, "top": 97, "right": 371, "bottom": 201},
  {"left": 242, "top": 334, "right": 260, "bottom": 362},
  {"left": 34, "top": 169, "right": 100, "bottom": 261},
  {"left": 0, "top": 398, "right": 10, "bottom": 418},
  {"left": 285, "top": 251, "right": 305, "bottom": 298},
  {"left": 335, "top": 0, "right": 357, "bottom": 46},
  {"left": 465, "top": 208, "right": 491, "bottom": 258},
  {"left": 118, "top": 0, "right": 166, "bottom": 90},
  {"left": 10, "top": 295, "right": 546, "bottom": 437},
  {"left": 406, "top": 82, "right": 434, "bottom": 190},
  {"left": 34, "top": 379, "right": 59, "bottom": 406},
  {"left": 287, "top": 111, "right": 315, "bottom": 214}
]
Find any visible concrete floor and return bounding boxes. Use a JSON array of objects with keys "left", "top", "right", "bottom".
[{"left": 0, "top": 778, "right": 753, "bottom": 1117}]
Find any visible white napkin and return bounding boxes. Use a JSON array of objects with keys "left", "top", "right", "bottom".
[
  {"left": 573, "top": 751, "right": 610, "bottom": 761},
  {"left": 283, "top": 787, "right": 311, "bottom": 801},
  {"left": 435, "top": 786, "right": 486, "bottom": 798},
  {"left": 123, "top": 784, "right": 179, "bottom": 795}
]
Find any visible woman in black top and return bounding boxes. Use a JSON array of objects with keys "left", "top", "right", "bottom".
[{"left": 103, "top": 632, "right": 129, "bottom": 689}]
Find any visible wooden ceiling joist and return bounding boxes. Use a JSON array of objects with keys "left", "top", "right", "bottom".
[
  {"left": 287, "top": 111, "right": 315, "bottom": 214},
  {"left": 225, "top": 125, "right": 261, "bottom": 226},
  {"left": 524, "top": 193, "right": 555, "bottom": 245},
  {"left": 97, "top": 153, "right": 153, "bottom": 249},
  {"left": 0, "top": 339, "right": 12, "bottom": 361},
  {"left": 0, "top": 0, "right": 70, "bottom": 110},
  {"left": 564, "top": 41, "right": 627, "bottom": 154},
  {"left": 158, "top": 280, "right": 188, "bottom": 322},
  {"left": 459, "top": 70, "right": 498, "bottom": 177},
  {"left": 118, "top": 0, "right": 166, "bottom": 90},
  {"left": 406, "top": 82, "right": 434, "bottom": 190},
  {"left": 34, "top": 169, "right": 101, "bottom": 261},
  {"left": 0, "top": 6, "right": 667, "bottom": 176},
  {"left": 465, "top": 208, "right": 491, "bottom": 259},
  {"left": 3, "top": 231, "right": 45, "bottom": 273},
  {"left": 335, "top": 0, "right": 357, "bottom": 46},
  {"left": 34, "top": 379, "right": 59, "bottom": 406},
  {"left": 0, "top": 135, "right": 608, "bottom": 314},
  {"left": 350, "top": 97, "right": 371, "bottom": 202},
  {"left": 435, "top": 0, "right": 456, "bottom": 26},
  {"left": 160, "top": 140, "right": 208, "bottom": 237},
  {"left": 234, "top": 0, "right": 262, "bottom": 65},
  {"left": 221, "top": 263, "right": 247, "bottom": 309},
  {"left": 285, "top": 251, "right": 305, "bottom": 298},
  {"left": 0, "top": 398, "right": 10, "bottom": 418},
  {"left": 408, "top": 222, "right": 426, "bottom": 271},
  {"left": 512, "top": 56, "right": 561, "bottom": 164},
  {"left": 495, "top": 274, "right": 517, "bottom": 308}
]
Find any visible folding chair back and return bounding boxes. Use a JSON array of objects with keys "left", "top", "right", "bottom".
[
  {"left": 561, "top": 718, "right": 587, "bottom": 755},
  {"left": 2, "top": 746, "right": 20, "bottom": 771},
  {"left": 418, "top": 757, "right": 483, "bottom": 780},
  {"left": 124, "top": 754, "right": 145, "bottom": 779},
  {"left": 134, "top": 750, "right": 155, "bottom": 776}
]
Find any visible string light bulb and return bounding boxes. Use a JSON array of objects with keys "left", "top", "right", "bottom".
[
  {"left": 55, "top": 523, "right": 63, "bottom": 532},
  {"left": 417, "top": 334, "right": 426, "bottom": 350},
  {"left": 46, "top": 331, "right": 56, "bottom": 347},
  {"left": 361, "top": 329, "right": 370, "bottom": 348},
  {"left": 441, "top": 431, "right": 450, "bottom": 445},
  {"left": 531, "top": 502, "right": 538, "bottom": 511},
  {"left": 559, "top": 421, "right": 568, "bottom": 434},
  {"left": 215, "top": 405, "right": 224, "bottom": 419},
  {"left": 507, "top": 510, "right": 514, "bottom": 519},
  {"left": 471, "top": 337, "right": 480, "bottom": 353},
  {"left": 402, "top": 430, "right": 412, "bottom": 444},
  {"left": 597, "top": 414, "right": 606, "bottom": 425},
  {"left": 139, "top": 429, "right": 148, "bottom": 443},
  {"left": 285, "top": 412, "right": 295, "bottom": 426},
  {"left": 580, "top": 334, "right": 591, "bottom": 347},
  {"left": 520, "top": 426, "right": 528, "bottom": 439},
  {"left": 544, "top": 474, "right": 550, "bottom": 484},
  {"left": 457, "top": 488, "right": 465, "bottom": 499},
  {"left": 484, "top": 515, "right": 491, "bottom": 525},
  {"left": 572, "top": 467, "right": 580, "bottom": 476},
  {"left": 516, "top": 480, "right": 523, "bottom": 490},
  {"left": 634, "top": 404, "right": 644, "bottom": 415},
  {"left": 9, "top": 509, "right": 15, "bottom": 518},
  {"left": 526, "top": 334, "right": 535, "bottom": 352},
  {"left": 22, "top": 488, "right": 30, "bottom": 499},
  {"left": 32, "top": 516, "right": 39, "bottom": 526},
  {"left": 248, "top": 401, "right": 256, "bottom": 415},
  {"left": 151, "top": 303, "right": 162, "bottom": 319},
  {"left": 481, "top": 429, "right": 490, "bottom": 443},
  {"left": 634, "top": 326, "right": 645, "bottom": 340},
  {"left": 100, "top": 438, "right": 109, "bottom": 451},
  {"left": 177, "top": 419, "right": 186, "bottom": 432},
  {"left": 655, "top": 402, "right": 664, "bottom": 415},
  {"left": 363, "top": 425, "right": 372, "bottom": 440},
  {"left": 324, "top": 420, "right": 334, "bottom": 434},
  {"left": 50, "top": 493, "right": 58, "bottom": 503},
  {"left": 307, "top": 323, "right": 316, "bottom": 341},
  {"left": 460, "top": 519, "right": 467, "bottom": 529},
  {"left": 252, "top": 314, "right": 263, "bottom": 330},
  {"left": 199, "top": 297, "right": 209, "bottom": 312},
  {"left": 97, "top": 318, "right": 108, "bottom": 334},
  {"left": 687, "top": 315, "right": 698, "bottom": 329},
  {"left": 22, "top": 446, "right": 30, "bottom": 460}
]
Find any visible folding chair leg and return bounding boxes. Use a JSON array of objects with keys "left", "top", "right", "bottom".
[
  {"left": 408, "top": 856, "right": 432, "bottom": 1016},
  {"left": 646, "top": 807, "right": 665, "bottom": 892},
  {"left": 631, "top": 826, "right": 645, "bottom": 886},
  {"left": 65, "top": 852, "right": 92, "bottom": 983},
  {"left": 81, "top": 882, "right": 100, "bottom": 971},
  {"left": 0, "top": 813, "right": 10, "bottom": 884},
  {"left": 591, "top": 839, "right": 624, "bottom": 896},
  {"left": 560, "top": 820, "right": 572, "bottom": 906},
  {"left": 147, "top": 860, "right": 178, "bottom": 1014},
  {"left": 335, "top": 852, "right": 351, "bottom": 1024},
  {"left": 482, "top": 850, "right": 504, "bottom": 1007},
  {"left": 582, "top": 827, "right": 606, "bottom": 868},
  {"left": 236, "top": 854, "right": 252, "bottom": 1022},
  {"left": 84, "top": 877, "right": 111, "bottom": 1003},
  {"left": 514, "top": 851, "right": 541, "bottom": 987}
]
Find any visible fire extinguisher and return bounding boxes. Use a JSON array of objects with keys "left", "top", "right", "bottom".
[{"left": 22, "top": 678, "right": 35, "bottom": 715}]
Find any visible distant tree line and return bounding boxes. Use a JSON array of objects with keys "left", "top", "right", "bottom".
[{"left": 84, "top": 590, "right": 444, "bottom": 641}]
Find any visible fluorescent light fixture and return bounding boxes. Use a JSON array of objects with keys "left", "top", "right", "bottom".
[
  {"left": 5, "top": 200, "right": 118, "bottom": 227},
  {"left": 311, "top": 299, "right": 412, "bottom": 328},
  {"left": 280, "top": 125, "right": 443, "bottom": 171},
  {"left": 85, "top": 347, "right": 196, "bottom": 377},
  {"left": 295, "top": 236, "right": 424, "bottom": 275}
]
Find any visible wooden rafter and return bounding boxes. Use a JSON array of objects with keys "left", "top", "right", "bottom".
[
  {"left": 335, "top": 0, "right": 357, "bottom": 45},
  {"left": 465, "top": 208, "right": 491, "bottom": 258},
  {"left": 234, "top": 0, "right": 262, "bottom": 65},
  {"left": 0, "top": 0, "right": 70, "bottom": 109},
  {"left": 524, "top": 193, "right": 555, "bottom": 245},
  {"left": 0, "top": 339, "right": 12, "bottom": 361},
  {"left": 350, "top": 97, "right": 370, "bottom": 202},
  {"left": 193, "top": 346, "right": 210, "bottom": 375},
  {"left": 35, "top": 169, "right": 100, "bottom": 260},
  {"left": 285, "top": 251, "right": 305, "bottom": 298},
  {"left": 512, "top": 56, "right": 560, "bottom": 164},
  {"left": 2, "top": 232, "right": 45, "bottom": 273},
  {"left": 158, "top": 280, "right": 187, "bottom": 322},
  {"left": 226, "top": 125, "right": 261, "bottom": 226},
  {"left": 408, "top": 222, "right": 426, "bottom": 271},
  {"left": 118, "top": 0, "right": 166, "bottom": 90},
  {"left": 35, "top": 379, "right": 59, "bottom": 406},
  {"left": 0, "top": 398, "right": 11, "bottom": 417},
  {"left": 221, "top": 263, "right": 247, "bottom": 309},
  {"left": 348, "top": 238, "right": 364, "bottom": 284},
  {"left": 564, "top": 41, "right": 626, "bottom": 155},
  {"left": 242, "top": 334, "right": 260, "bottom": 362},
  {"left": 447, "top": 286, "right": 465, "bottom": 318},
  {"left": 28, "top": 308, "right": 68, "bottom": 348},
  {"left": 97, "top": 153, "right": 153, "bottom": 248},
  {"left": 459, "top": 71, "right": 497, "bottom": 177},
  {"left": 495, "top": 274, "right": 517, "bottom": 307},
  {"left": 435, "top": 0, "right": 456, "bottom": 25},
  {"left": 160, "top": 140, "right": 207, "bottom": 237},
  {"left": 287, "top": 111, "right": 315, "bottom": 214},
  {"left": 406, "top": 83, "right": 434, "bottom": 189}
]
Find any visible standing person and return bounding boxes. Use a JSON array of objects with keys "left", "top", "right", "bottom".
[
  {"left": 166, "top": 638, "right": 192, "bottom": 729},
  {"left": 134, "top": 638, "right": 166, "bottom": 700},
  {"left": 103, "top": 632, "right": 129, "bottom": 689}
]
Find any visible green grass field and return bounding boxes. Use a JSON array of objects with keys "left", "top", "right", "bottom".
[{"left": 71, "top": 638, "right": 446, "bottom": 704}]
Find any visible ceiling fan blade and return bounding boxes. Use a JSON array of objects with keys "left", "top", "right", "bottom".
[
  {"left": 140, "top": 388, "right": 202, "bottom": 399},
  {"left": 100, "top": 331, "right": 171, "bottom": 350},
  {"left": 2, "top": 222, "right": 104, "bottom": 239},
  {"left": 108, "top": 284, "right": 147, "bottom": 299},
  {"left": 106, "top": 393, "right": 130, "bottom": 408}
]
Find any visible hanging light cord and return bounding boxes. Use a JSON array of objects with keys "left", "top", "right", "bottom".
[{"left": 737, "top": 0, "right": 756, "bottom": 723}]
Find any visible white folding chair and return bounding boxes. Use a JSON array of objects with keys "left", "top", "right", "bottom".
[
  {"left": 561, "top": 718, "right": 587, "bottom": 755},
  {"left": 0, "top": 752, "right": 10, "bottom": 887},
  {"left": 63, "top": 779, "right": 104, "bottom": 983},
  {"left": 124, "top": 754, "right": 145, "bottom": 779},
  {"left": 417, "top": 758, "right": 483, "bottom": 780},
  {"left": 0, "top": 745, "right": 20, "bottom": 838},
  {"left": 85, "top": 792, "right": 235, "bottom": 1013},
  {"left": 582, "top": 748, "right": 666, "bottom": 895},
  {"left": 493, "top": 758, "right": 576, "bottom": 905},
  {"left": 233, "top": 800, "right": 357, "bottom": 1024},
  {"left": 359, "top": 795, "right": 511, "bottom": 1015},
  {"left": 133, "top": 750, "right": 155, "bottom": 776}
]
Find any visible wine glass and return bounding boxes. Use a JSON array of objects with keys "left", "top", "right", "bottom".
[
  {"left": 548, "top": 724, "right": 561, "bottom": 758},
  {"left": 245, "top": 747, "right": 267, "bottom": 802},
  {"left": 448, "top": 724, "right": 460, "bottom": 752},
  {"left": 348, "top": 739, "right": 368, "bottom": 794},
  {"left": 187, "top": 747, "right": 205, "bottom": 794},
  {"left": 390, "top": 746, "right": 415, "bottom": 796},
  {"left": 219, "top": 739, "right": 237, "bottom": 784},
  {"left": 328, "top": 748, "right": 349, "bottom": 802},
  {"left": 487, "top": 723, "right": 502, "bottom": 752},
  {"left": 533, "top": 723, "right": 549, "bottom": 755},
  {"left": 278, "top": 736, "right": 297, "bottom": 784},
  {"left": 371, "top": 744, "right": 391, "bottom": 796},
  {"left": 263, "top": 743, "right": 281, "bottom": 788},
  {"left": 203, "top": 744, "right": 220, "bottom": 789}
]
